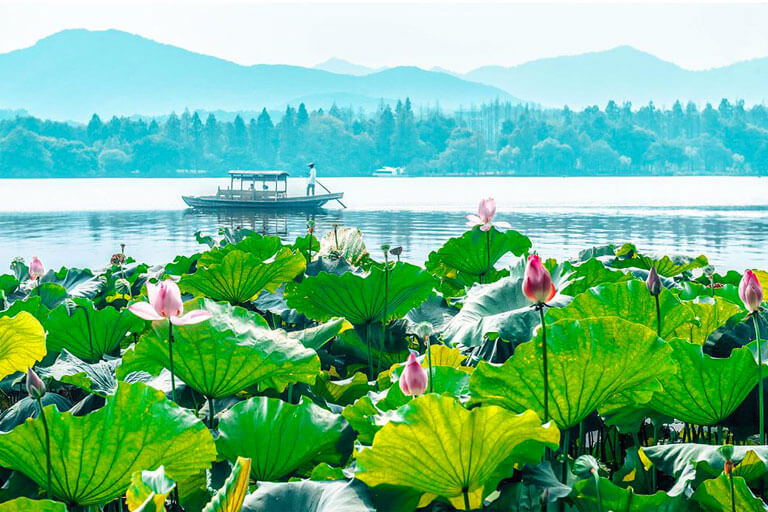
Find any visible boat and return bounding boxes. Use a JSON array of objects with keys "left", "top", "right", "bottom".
[
  {"left": 182, "top": 170, "right": 345, "bottom": 209},
  {"left": 372, "top": 166, "right": 406, "bottom": 177}
]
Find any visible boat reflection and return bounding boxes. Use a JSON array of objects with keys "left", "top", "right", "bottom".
[{"left": 182, "top": 207, "right": 344, "bottom": 239}]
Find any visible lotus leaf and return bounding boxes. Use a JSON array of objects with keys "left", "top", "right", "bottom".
[
  {"left": 44, "top": 298, "right": 144, "bottom": 361},
  {"left": 559, "top": 258, "right": 631, "bottom": 297},
  {"left": 692, "top": 474, "right": 768, "bottom": 512},
  {"left": 647, "top": 340, "right": 761, "bottom": 425},
  {"left": 40, "top": 267, "right": 105, "bottom": 299},
  {"left": 284, "top": 262, "right": 435, "bottom": 325},
  {"left": 609, "top": 245, "right": 709, "bottom": 277},
  {"left": 546, "top": 280, "right": 695, "bottom": 339},
  {"left": 0, "top": 381, "right": 216, "bottom": 506},
  {"left": 202, "top": 457, "right": 252, "bottom": 512},
  {"left": 571, "top": 477, "right": 690, "bottom": 511},
  {"left": 355, "top": 394, "right": 559, "bottom": 509},
  {"left": 317, "top": 226, "right": 369, "bottom": 266},
  {"left": 0, "top": 499, "right": 67, "bottom": 512},
  {"left": 126, "top": 466, "right": 176, "bottom": 512},
  {"left": 0, "top": 311, "right": 46, "bottom": 380},
  {"left": 285, "top": 317, "right": 353, "bottom": 350},
  {"left": 119, "top": 300, "right": 320, "bottom": 396},
  {"left": 180, "top": 248, "right": 305, "bottom": 304},
  {"left": 216, "top": 396, "right": 350, "bottom": 481},
  {"left": 0, "top": 296, "right": 49, "bottom": 323},
  {"left": 313, "top": 372, "right": 374, "bottom": 406},
  {"left": 241, "top": 480, "right": 375, "bottom": 512},
  {"left": 671, "top": 299, "right": 743, "bottom": 345},
  {"left": 469, "top": 317, "right": 674, "bottom": 429}
]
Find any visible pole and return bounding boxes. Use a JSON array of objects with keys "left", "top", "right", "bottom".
[{"left": 315, "top": 179, "right": 347, "bottom": 208}]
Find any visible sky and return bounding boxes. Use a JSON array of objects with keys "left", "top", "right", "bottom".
[{"left": 1, "top": 1, "right": 767, "bottom": 72}]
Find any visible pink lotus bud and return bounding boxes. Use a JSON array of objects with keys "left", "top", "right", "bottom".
[
  {"left": 646, "top": 266, "right": 661, "bottom": 297},
  {"left": 522, "top": 255, "right": 556, "bottom": 304},
  {"left": 29, "top": 257, "right": 44, "bottom": 281},
  {"left": 26, "top": 368, "right": 46, "bottom": 399},
  {"left": 399, "top": 353, "right": 428, "bottom": 396},
  {"left": 724, "top": 459, "right": 734, "bottom": 476},
  {"left": 739, "top": 270, "right": 763, "bottom": 313},
  {"left": 150, "top": 280, "right": 184, "bottom": 318}
]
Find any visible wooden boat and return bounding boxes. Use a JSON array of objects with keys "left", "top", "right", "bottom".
[{"left": 182, "top": 170, "right": 345, "bottom": 209}]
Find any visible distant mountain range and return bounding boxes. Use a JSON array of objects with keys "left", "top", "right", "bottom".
[
  {"left": 0, "top": 29, "right": 515, "bottom": 121},
  {"left": 1, "top": 29, "right": 766, "bottom": 121}
]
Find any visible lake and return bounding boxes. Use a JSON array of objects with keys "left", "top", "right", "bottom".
[{"left": 0, "top": 176, "right": 767, "bottom": 272}]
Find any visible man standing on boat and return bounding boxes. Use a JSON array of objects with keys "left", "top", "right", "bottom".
[{"left": 307, "top": 162, "right": 317, "bottom": 196}]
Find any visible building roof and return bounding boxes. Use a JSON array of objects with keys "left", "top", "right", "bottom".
[{"left": 228, "top": 170, "right": 289, "bottom": 178}]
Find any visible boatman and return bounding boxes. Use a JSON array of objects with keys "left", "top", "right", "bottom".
[{"left": 307, "top": 162, "right": 317, "bottom": 196}]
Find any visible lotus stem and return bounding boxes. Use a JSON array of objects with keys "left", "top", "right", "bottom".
[
  {"left": 82, "top": 305, "right": 94, "bottom": 361},
  {"left": 168, "top": 321, "right": 177, "bottom": 403},
  {"left": 482, "top": 229, "right": 491, "bottom": 285},
  {"left": 595, "top": 472, "right": 603, "bottom": 512},
  {"left": 538, "top": 305, "right": 550, "bottom": 425},
  {"left": 578, "top": 421, "right": 584, "bottom": 456},
  {"left": 463, "top": 488, "right": 471, "bottom": 511},
  {"left": 364, "top": 322, "right": 373, "bottom": 379},
  {"left": 653, "top": 422, "right": 661, "bottom": 491},
  {"left": 753, "top": 314, "right": 764, "bottom": 444},
  {"left": 382, "top": 252, "right": 390, "bottom": 375},
  {"left": 426, "top": 336, "right": 433, "bottom": 393},
  {"left": 718, "top": 424, "right": 724, "bottom": 445},
  {"left": 36, "top": 277, "right": 41, "bottom": 297},
  {"left": 654, "top": 295, "right": 661, "bottom": 337},
  {"left": 207, "top": 396, "right": 215, "bottom": 428},
  {"left": 729, "top": 470, "right": 736, "bottom": 512},
  {"left": 36, "top": 398, "right": 52, "bottom": 500}
]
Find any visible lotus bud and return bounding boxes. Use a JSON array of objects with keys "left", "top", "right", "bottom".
[
  {"left": 399, "top": 353, "right": 428, "bottom": 396},
  {"left": 152, "top": 280, "right": 184, "bottom": 318},
  {"left": 646, "top": 266, "right": 662, "bottom": 297},
  {"left": 724, "top": 459, "right": 734, "bottom": 476},
  {"left": 522, "top": 255, "right": 556, "bottom": 304},
  {"left": 739, "top": 270, "right": 763, "bottom": 313},
  {"left": 389, "top": 246, "right": 403, "bottom": 258},
  {"left": 26, "top": 368, "right": 46, "bottom": 399},
  {"left": 29, "top": 257, "right": 44, "bottom": 281}
]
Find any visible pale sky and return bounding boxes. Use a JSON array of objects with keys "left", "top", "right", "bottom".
[{"left": 1, "top": 1, "right": 767, "bottom": 72}]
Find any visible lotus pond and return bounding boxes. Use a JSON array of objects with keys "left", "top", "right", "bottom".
[{"left": 0, "top": 212, "right": 767, "bottom": 512}]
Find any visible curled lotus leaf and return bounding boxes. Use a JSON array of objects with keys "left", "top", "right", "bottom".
[{"left": 0, "top": 311, "right": 47, "bottom": 381}]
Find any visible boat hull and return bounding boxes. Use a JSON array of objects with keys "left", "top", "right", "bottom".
[{"left": 182, "top": 193, "right": 343, "bottom": 210}]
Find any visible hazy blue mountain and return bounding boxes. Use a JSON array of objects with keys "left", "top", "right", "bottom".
[
  {"left": 313, "top": 58, "right": 378, "bottom": 76},
  {"left": 466, "top": 46, "right": 768, "bottom": 108},
  {"left": 0, "top": 29, "right": 514, "bottom": 120}
]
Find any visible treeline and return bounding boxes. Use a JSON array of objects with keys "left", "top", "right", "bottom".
[{"left": 1, "top": 98, "right": 768, "bottom": 177}]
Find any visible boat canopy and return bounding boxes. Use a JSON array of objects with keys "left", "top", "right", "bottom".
[{"left": 228, "top": 170, "right": 289, "bottom": 181}]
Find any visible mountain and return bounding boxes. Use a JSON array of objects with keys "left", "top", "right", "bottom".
[
  {"left": 0, "top": 29, "right": 515, "bottom": 121},
  {"left": 465, "top": 46, "right": 768, "bottom": 108},
  {"left": 313, "top": 58, "right": 378, "bottom": 76}
]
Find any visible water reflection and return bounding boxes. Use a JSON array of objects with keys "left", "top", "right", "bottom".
[{"left": 1, "top": 206, "right": 766, "bottom": 272}]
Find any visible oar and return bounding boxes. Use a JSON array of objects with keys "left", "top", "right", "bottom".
[{"left": 315, "top": 179, "right": 347, "bottom": 208}]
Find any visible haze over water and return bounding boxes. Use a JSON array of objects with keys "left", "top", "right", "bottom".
[{"left": 1, "top": 176, "right": 766, "bottom": 272}]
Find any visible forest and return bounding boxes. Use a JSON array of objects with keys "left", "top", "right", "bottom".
[{"left": 1, "top": 98, "right": 768, "bottom": 177}]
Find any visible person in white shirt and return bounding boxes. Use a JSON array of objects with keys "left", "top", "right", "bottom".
[{"left": 307, "top": 162, "right": 317, "bottom": 196}]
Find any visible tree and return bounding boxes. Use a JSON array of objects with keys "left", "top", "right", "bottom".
[{"left": 254, "top": 108, "right": 277, "bottom": 166}]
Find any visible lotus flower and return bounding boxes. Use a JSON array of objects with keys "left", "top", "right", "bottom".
[
  {"left": 739, "top": 270, "right": 763, "bottom": 313},
  {"left": 129, "top": 279, "right": 212, "bottom": 325},
  {"left": 522, "top": 255, "right": 556, "bottom": 304},
  {"left": 26, "top": 368, "right": 46, "bottom": 399},
  {"left": 399, "top": 353, "right": 428, "bottom": 396},
  {"left": 466, "top": 198, "right": 511, "bottom": 232},
  {"left": 646, "top": 266, "right": 662, "bottom": 297},
  {"left": 29, "top": 257, "right": 44, "bottom": 281}
]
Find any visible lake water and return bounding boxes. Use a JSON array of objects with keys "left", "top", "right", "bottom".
[{"left": 0, "top": 176, "right": 767, "bottom": 272}]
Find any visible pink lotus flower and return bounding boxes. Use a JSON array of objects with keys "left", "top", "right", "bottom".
[
  {"left": 466, "top": 198, "right": 511, "bottom": 232},
  {"left": 522, "top": 254, "right": 556, "bottom": 304},
  {"left": 399, "top": 353, "right": 428, "bottom": 396},
  {"left": 29, "top": 257, "right": 44, "bottom": 281},
  {"left": 26, "top": 367, "right": 46, "bottom": 399},
  {"left": 129, "top": 279, "right": 212, "bottom": 325},
  {"left": 739, "top": 270, "right": 763, "bottom": 313}
]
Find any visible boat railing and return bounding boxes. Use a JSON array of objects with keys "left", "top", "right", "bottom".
[{"left": 216, "top": 188, "right": 286, "bottom": 200}]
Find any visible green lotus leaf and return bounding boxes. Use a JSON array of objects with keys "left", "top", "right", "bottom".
[
  {"left": 313, "top": 371, "right": 374, "bottom": 406},
  {"left": 609, "top": 246, "right": 709, "bottom": 277},
  {"left": 355, "top": 394, "right": 559, "bottom": 509},
  {"left": 126, "top": 466, "right": 176, "bottom": 512},
  {"left": 38, "top": 349, "right": 121, "bottom": 396},
  {"left": 285, "top": 317, "right": 353, "bottom": 350},
  {"left": 571, "top": 477, "right": 691, "bottom": 511},
  {"left": 0, "top": 498, "right": 67, "bottom": 512},
  {"left": 284, "top": 262, "right": 435, "bottom": 325},
  {"left": 641, "top": 444, "right": 768, "bottom": 496},
  {"left": 678, "top": 282, "right": 742, "bottom": 306},
  {"left": 36, "top": 283, "right": 69, "bottom": 310},
  {"left": 119, "top": 300, "right": 320, "bottom": 396},
  {"left": 44, "top": 297, "right": 144, "bottom": 361},
  {"left": 180, "top": 248, "right": 306, "bottom": 304},
  {"left": 647, "top": 340, "right": 761, "bottom": 425},
  {"left": 558, "top": 257, "right": 631, "bottom": 297},
  {"left": 469, "top": 317, "right": 674, "bottom": 429},
  {"left": 547, "top": 280, "right": 695, "bottom": 339},
  {"left": 692, "top": 474, "right": 768, "bottom": 512},
  {"left": 241, "top": 480, "right": 375, "bottom": 512},
  {"left": 0, "top": 274, "right": 19, "bottom": 298},
  {"left": 317, "top": 226, "right": 369, "bottom": 266},
  {"left": 0, "top": 296, "right": 50, "bottom": 323},
  {"left": 195, "top": 227, "right": 260, "bottom": 249},
  {"left": 0, "top": 381, "right": 216, "bottom": 506},
  {"left": 203, "top": 457, "right": 251, "bottom": 512},
  {"left": 291, "top": 233, "right": 321, "bottom": 263},
  {"left": 0, "top": 311, "right": 47, "bottom": 380},
  {"left": 671, "top": 299, "right": 743, "bottom": 345},
  {"left": 217, "top": 396, "right": 350, "bottom": 481},
  {"left": 198, "top": 233, "right": 284, "bottom": 267},
  {"left": 40, "top": 267, "right": 105, "bottom": 299},
  {"left": 442, "top": 276, "right": 549, "bottom": 348}
]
